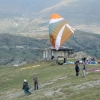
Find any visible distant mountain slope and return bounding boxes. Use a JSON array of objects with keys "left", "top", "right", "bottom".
[
  {"left": 0, "top": 33, "right": 50, "bottom": 65},
  {"left": 0, "top": 30, "right": 100, "bottom": 65},
  {"left": 0, "top": 0, "right": 100, "bottom": 35},
  {"left": 67, "top": 30, "right": 100, "bottom": 59}
]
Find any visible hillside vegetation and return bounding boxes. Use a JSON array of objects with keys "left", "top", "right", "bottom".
[
  {"left": 0, "top": 30, "right": 100, "bottom": 65},
  {"left": 0, "top": 33, "right": 50, "bottom": 65}
]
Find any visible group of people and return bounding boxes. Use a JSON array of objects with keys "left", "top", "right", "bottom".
[
  {"left": 75, "top": 57, "right": 86, "bottom": 77},
  {"left": 22, "top": 74, "right": 38, "bottom": 95},
  {"left": 22, "top": 57, "right": 87, "bottom": 95}
]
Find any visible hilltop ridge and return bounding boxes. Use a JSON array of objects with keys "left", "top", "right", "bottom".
[{"left": 0, "top": 0, "right": 100, "bottom": 35}]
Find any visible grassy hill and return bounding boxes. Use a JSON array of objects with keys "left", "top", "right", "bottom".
[{"left": 0, "top": 60, "right": 100, "bottom": 100}]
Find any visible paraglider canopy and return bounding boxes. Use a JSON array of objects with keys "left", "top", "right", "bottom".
[{"left": 49, "top": 13, "right": 75, "bottom": 50}]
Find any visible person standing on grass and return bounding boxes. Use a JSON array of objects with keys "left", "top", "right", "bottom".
[
  {"left": 33, "top": 74, "right": 38, "bottom": 90},
  {"left": 82, "top": 63, "right": 86, "bottom": 78},
  {"left": 22, "top": 79, "right": 31, "bottom": 95},
  {"left": 75, "top": 63, "right": 80, "bottom": 76}
]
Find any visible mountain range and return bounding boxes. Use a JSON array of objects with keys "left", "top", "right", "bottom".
[
  {"left": 0, "top": 0, "right": 100, "bottom": 64},
  {"left": 0, "top": 30, "right": 100, "bottom": 65},
  {"left": 0, "top": 0, "right": 100, "bottom": 35}
]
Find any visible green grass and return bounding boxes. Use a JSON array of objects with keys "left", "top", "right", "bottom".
[{"left": 0, "top": 61, "right": 100, "bottom": 100}]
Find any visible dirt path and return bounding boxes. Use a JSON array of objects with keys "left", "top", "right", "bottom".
[
  {"left": 2, "top": 76, "right": 68, "bottom": 100},
  {"left": 2, "top": 77, "right": 100, "bottom": 100}
]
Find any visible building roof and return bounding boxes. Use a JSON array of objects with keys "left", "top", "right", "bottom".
[{"left": 44, "top": 46, "right": 74, "bottom": 51}]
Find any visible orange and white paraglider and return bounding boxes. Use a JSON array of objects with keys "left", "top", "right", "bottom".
[{"left": 49, "top": 13, "right": 75, "bottom": 50}]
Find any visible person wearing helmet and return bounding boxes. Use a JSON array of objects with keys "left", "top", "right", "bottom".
[{"left": 22, "top": 79, "right": 31, "bottom": 95}]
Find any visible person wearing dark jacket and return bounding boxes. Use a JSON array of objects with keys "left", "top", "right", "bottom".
[
  {"left": 75, "top": 64, "right": 80, "bottom": 76},
  {"left": 23, "top": 79, "right": 31, "bottom": 95},
  {"left": 33, "top": 74, "right": 38, "bottom": 90}
]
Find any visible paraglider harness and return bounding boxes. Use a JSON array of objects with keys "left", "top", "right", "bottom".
[
  {"left": 57, "top": 56, "right": 65, "bottom": 65},
  {"left": 23, "top": 82, "right": 30, "bottom": 90}
]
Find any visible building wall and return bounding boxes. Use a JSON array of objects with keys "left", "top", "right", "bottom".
[
  {"left": 43, "top": 49, "right": 51, "bottom": 60},
  {"left": 43, "top": 49, "right": 66, "bottom": 60},
  {"left": 56, "top": 51, "right": 65, "bottom": 57}
]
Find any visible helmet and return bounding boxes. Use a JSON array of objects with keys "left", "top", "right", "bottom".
[{"left": 24, "top": 79, "right": 27, "bottom": 82}]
